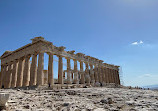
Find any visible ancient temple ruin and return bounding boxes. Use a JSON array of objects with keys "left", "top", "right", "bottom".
[{"left": 0, "top": 37, "right": 120, "bottom": 89}]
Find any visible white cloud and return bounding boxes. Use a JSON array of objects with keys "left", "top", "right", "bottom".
[
  {"left": 132, "top": 42, "right": 138, "bottom": 45},
  {"left": 138, "top": 74, "right": 152, "bottom": 78},
  {"left": 140, "top": 40, "right": 143, "bottom": 44},
  {"left": 131, "top": 40, "right": 144, "bottom": 45}
]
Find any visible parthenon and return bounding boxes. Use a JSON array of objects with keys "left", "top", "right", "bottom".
[{"left": 0, "top": 37, "right": 120, "bottom": 89}]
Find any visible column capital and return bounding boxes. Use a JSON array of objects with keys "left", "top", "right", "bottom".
[
  {"left": 67, "top": 50, "right": 75, "bottom": 55},
  {"left": 57, "top": 55, "right": 63, "bottom": 58},
  {"left": 65, "top": 57, "right": 71, "bottom": 60},
  {"left": 58, "top": 46, "right": 66, "bottom": 51},
  {"left": 19, "top": 56, "right": 25, "bottom": 60},
  {"left": 73, "top": 59, "right": 77, "bottom": 61},
  {"left": 84, "top": 61, "right": 89, "bottom": 64},
  {"left": 7, "top": 62, "right": 13, "bottom": 66},
  {"left": 32, "top": 51, "right": 39, "bottom": 56},
  {"left": 79, "top": 60, "right": 83, "bottom": 63},
  {"left": 25, "top": 54, "right": 32, "bottom": 58},
  {"left": 46, "top": 52, "right": 54, "bottom": 56},
  {"left": 14, "top": 59, "right": 19, "bottom": 62}
]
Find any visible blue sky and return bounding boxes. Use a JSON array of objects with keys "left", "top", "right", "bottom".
[{"left": 0, "top": 0, "right": 158, "bottom": 87}]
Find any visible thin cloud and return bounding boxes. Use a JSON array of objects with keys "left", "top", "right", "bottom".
[
  {"left": 138, "top": 74, "right": 152, "bottom": 78},
  {"left": 132, "top": 42, "right": 138, "bottom": 45},
  {"left": 131, "top": 40, "right": 144, "bottom": 45},
  {"left": 140, "top": 40, "right": 143, "bottom": 44}
]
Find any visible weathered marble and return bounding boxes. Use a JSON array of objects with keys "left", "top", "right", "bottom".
[
  {"left": 0, "top": 93, "right": 9, "bottom": 107},
  {"left": 0, "top": 37, "right": 121, "bottom": 88}
]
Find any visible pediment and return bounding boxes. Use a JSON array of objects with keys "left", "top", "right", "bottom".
[{"left": 1, "top": 51, "right": 13, "bottom": 57}]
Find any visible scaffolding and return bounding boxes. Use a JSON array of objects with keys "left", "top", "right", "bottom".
[{"left": 119, "top": 66, "right": 124, "bottom": 86}]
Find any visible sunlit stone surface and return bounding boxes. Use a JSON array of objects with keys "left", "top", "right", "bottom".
[
  {"left": 0, "top": 93, "right": 9, "bottom": 106},
  {"left": 0, "top": 37, "right": 121, "bottom": 89}
]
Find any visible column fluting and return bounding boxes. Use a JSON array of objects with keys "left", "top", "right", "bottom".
[
  {"left": 29, "top": 54, "right": 38, "bottom": 86},
  {"left": 17, "top": 57, "right": 25, "bottom": 87},
  {"left": 80, "top": 61, "right": 85, "bottom": 84},
  {"left": 37, "top": 52, "right": 44, "bottom": 85},
  {"left": 73, "top": 59, "right": 78, "bottom": 84},
  {"left": 90, "top": 64, "right": 95, "bottom": 84},
  {"left": 48, "top": 53, "right": 54, "bottom": 86},
  {"left": 66, "top": 58, "right": 72, "bottom": 84},
  {"left": 11, "top": 60, "right": 18, "bottom": 88},
  {"left": 85, "top": 62, "right": 90, "bottom": 85},
  {"left": 6, "top": 64, "right": 12, "bottom": 88},
  {"left": 23, "top": 55, "right": 31, "bottom": 87},
  {"left": 58, "top": 55, "right": 63, "bottom": 84},
  {"left": 2, "top": 65, "right": 7, "bottom": 88},
  {"left": 94, "top": 65, "right": 99, "bottom": 83},
  {"left": 0, "top": 65, "right": 4, "bottom": 88}
]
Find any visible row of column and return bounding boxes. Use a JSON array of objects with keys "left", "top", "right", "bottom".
[
  {"left": 0, "top": 52, "right": 120, "bottom": 88},
  {"left": 91, "top": 65, "right": 120, "bottom": 85},
  {"left": 62, "top": 57, "right": 120, "bottom": 86},
  {"left": 0, "top": 52, "right": 45, "bottom": 88}
]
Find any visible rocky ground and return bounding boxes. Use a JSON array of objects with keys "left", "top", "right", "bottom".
[{"left": 0, "top": 87, "right": 158, "bottom": 111}]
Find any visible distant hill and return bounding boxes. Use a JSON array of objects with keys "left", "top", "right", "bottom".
[{"left": 143, "top": 84, "right": 158, "bottom": 90}]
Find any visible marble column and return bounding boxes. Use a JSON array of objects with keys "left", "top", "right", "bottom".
[
  {"left": 110, "top": 69, "right": 113, "bottom": 83},
  {"left": 0, "top": 66, "right": 3, "bottom": 88},
  {"left": 2, "top": 65, "right": 7, "bottom": 88},
  {"left": 23, "top": 55, "right": 31, "bottom": 87},
  {"left": 116, "top": 70, "right": 120, "bottom": 85},
  {"left": 113, "top": 69, "right": 117, "bottom": 84},
  {"left": 116, "top": 70, "right": 119, "bottom": 84},
  {"left": 17, "top": 57, "right": 25, "bottom": 87},
  {"left": 11, "top": 60, "right": 18, "bottom": 88},
  {"left": 108, "top": 68, "right": 111, "bottom": 83},
  {"left": 4, "top": 65, "right": 8, "bottom": 88},
  {"left": 0, "top": 65, "right": 4, "bottom": 88},
  {"left": 103, "top": 67, "right": 105, "bottom": 83},
  {"left": 48, "top": 53, "right": 54, "bottom": 86},
  {"left": 105, "top": 67, "right": 109, "bottom": 83},
  {"left": 85, "top": 62, "right": 90, "bottom": 84},
  {"left": 58, "top": 55, "right": 63, "bottom": 84},
  {"left": 112, "top": 69, "right": 115, "bottom": 83},
  {"left": 63, "top": 71, "right": 65, "bottom": 79},
  {"left": 73, "top": 59, "right": 78, "bottom": 84},
  {"left": 66, "top": 58, "right": 72, "bottom": 84},
  {"left": 94, "top": 65, "right": 99, "bottom": 83},
  {"left": 6, "top": 64, "right": 12, "bottom": 88},
  {"left": 29, "top": 54, "right": 37, "bottom": 86},
  {"left": 98, "top": 66, "right": 102, "bottom": 83},
  {"left": 114, "top": 70, "right": 117, "bottom": 84},
  {"left": 80, "top": 61, "right": 85, "bottom": 84},
  {"left": 101, "top": 67, "right": 105, "bottom": 84},
  {"left": 114, "top": 69, "right": 117, "bottom": 84},
  {"left": 107, "top": 68, "right": 111, "bottom": 83},
  {"left": 37, "top": 52, "right": 44, "bottom": 85},
  {"left": 71, "top": 72, "right": 74, "bottom": 79},
  {"left": 90, "top": 64, "right": 95, "bottom": 84}
]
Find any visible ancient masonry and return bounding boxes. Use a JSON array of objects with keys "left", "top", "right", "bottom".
[{"left": 0, "top": 37, "right": 120, "bottom": 89}]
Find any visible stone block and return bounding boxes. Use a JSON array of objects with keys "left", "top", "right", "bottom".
[{"left": 0, "top": 93, "right": 9, "bottom": 109}]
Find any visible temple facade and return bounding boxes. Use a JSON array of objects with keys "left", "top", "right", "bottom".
[{"left": 0, "top": 37, "right": 120, "bottom": 89}]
